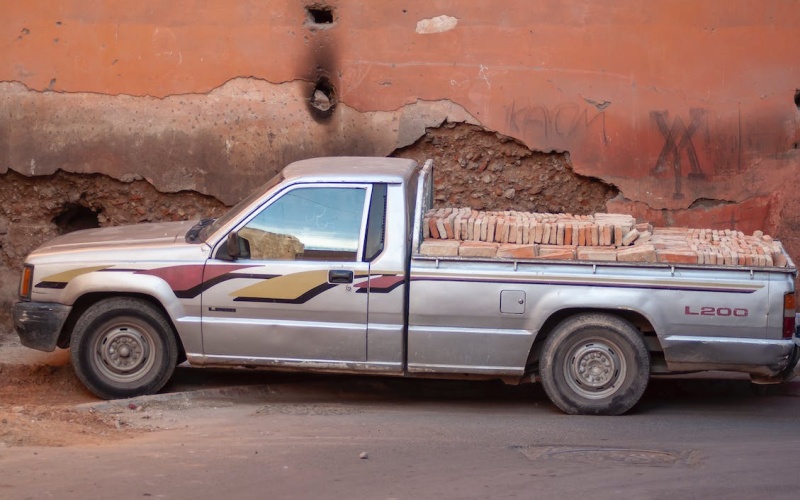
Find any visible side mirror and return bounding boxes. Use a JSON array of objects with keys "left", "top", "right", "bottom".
[{"left": 226, "top": 232, "right": 240, "bottom": 260}]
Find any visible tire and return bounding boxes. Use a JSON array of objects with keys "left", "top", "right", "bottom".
[
  {"left": 70, "top": 297, "right": 178, "bottom": 400},
  {"left": 539, "top": 313, "right": 650, "bottom": 416}
]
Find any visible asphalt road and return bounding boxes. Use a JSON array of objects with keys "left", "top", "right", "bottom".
[{"left": 1, "top": 368, "right": 799, "bottom": 500}]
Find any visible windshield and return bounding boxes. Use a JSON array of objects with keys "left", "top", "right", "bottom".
[{"left": 198, "top": 172, "right": 284, "bottom": 241}]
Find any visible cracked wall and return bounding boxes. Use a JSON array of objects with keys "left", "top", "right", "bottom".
[
  {"left": 393, "top": 123, "right": 617, "bottom": 214},
  {"left": 1, "top": 0, "right": 800, "bottom": 311},
  {"left": 0, "top": 170, "right": 227, "bottom": 323}
]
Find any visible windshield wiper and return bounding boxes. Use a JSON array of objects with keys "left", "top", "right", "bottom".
[{"left": 185, "top": 217, "right": 216, "bottom": 243}]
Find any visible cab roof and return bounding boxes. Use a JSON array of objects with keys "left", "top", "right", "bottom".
[{"left": 281, "top": 156, "right": 420, "bottom": 184}]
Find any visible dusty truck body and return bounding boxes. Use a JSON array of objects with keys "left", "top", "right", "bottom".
[{"left": 12, "top": 157, "right": 800, "bottom": 415}]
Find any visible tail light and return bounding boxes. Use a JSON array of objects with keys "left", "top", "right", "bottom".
[
  {"left": 783, "top": 293, "right": 796, "bottom": 339},
  {"left": 19, "top": 265, "right": 34, "bottom": 300}
]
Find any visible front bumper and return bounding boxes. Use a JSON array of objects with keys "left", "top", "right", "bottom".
[{"left": 12, "top": 301, "right": 72, "bottom": 352}]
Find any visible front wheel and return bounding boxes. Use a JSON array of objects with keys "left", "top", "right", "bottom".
[
  {"left": 70, "top": 298, "right": 178, "bottom": 400},
  {"left": 539, "top": 313, "right": 650, "bottom": 415}
]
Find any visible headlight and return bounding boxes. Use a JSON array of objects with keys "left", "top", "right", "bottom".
[{"left": 19, "top": 265, "right": 33, "bottom": 300}]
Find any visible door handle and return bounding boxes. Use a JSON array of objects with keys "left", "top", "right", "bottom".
[{"left": 328, "top": 269, "right": 354, "bottom": 284}]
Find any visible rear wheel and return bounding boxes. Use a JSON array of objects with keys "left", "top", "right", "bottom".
[
  {"left": 539, "top": 313, "right": 650, "bottom": 415},
  {"left": 70, "top": 298, "right": 178, "bottom": 400}
]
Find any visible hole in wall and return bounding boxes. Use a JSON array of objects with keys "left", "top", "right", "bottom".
[
  {"left": 52, "top": 203, "right": 101, "bottom": 234},
  {"left": 795, "top": 89, "right": 800, "bottom": 109},
  {"left": 306, "top": 5, "right": 334, "bottom": 26},
  {"left": 308, "top": 76, "right": 337, "bottom": 119}
]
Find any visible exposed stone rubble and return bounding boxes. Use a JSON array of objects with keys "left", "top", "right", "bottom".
[{"left": 419, "top": 208, "right": 789, "bottom": 267}]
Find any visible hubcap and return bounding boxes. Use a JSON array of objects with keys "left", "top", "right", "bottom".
[
  {"left": 564, "top": 339, "right": 626, "bottom": 399},
  {"left": 93, "top": 323, "right": 155, "bottom": 383}
]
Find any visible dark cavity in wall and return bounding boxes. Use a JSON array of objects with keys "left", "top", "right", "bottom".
[
  {"left": 0, "top": 169, "right": 227, "bottom": 270},
  {"left": 307, "top": 75, "right": 337, "bottom": 120},
  {"left": 52, "top": 202, "right": 100, "bottom": 234},
  {"left": 305, "top": 4, "right": 334, "bottom": 27},
  {"left": 795, "top": 89, "right": 800, "bottom": 109},
  {"left": 392, "top": 122, "right": 618, "bottom": 215}
]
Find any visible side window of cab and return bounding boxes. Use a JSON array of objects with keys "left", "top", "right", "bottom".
[{"left": 236, "top": 186, "right": 368, "bottom": 262}]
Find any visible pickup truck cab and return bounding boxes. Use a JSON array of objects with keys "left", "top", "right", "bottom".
[{"left": 13, "top": 157, "right": 800, "bottom": 415}]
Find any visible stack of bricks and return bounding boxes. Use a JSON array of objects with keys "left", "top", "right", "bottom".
[{"left": 419, "top": 207, "right": 789, "bottom": 267}]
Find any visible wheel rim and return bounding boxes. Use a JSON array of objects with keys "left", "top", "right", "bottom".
[
  {"left": 563, "top": 338, "right": 627, "bottom": 400},
  {"left": 92, "top": 321, "right": 156, "bottom": 384}
]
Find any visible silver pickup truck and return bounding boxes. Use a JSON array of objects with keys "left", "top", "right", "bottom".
[{"left": 12, "top": 157, "right": 800, "bottom": 415}]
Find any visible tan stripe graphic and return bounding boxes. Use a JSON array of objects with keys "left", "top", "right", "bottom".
[
  {"left": 42, "top": 266, "right": 111, "bottom": 283},
  {"left": 231, "top": 270, "right": 330, "bottom": 300}
]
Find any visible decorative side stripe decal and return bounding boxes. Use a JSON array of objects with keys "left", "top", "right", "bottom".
[
  {"left": 410, "top": 274, "right": 761, "bottom": 294},
  {"left": 34, "top": 281, "right": 68, "bottom": 290},
  {"left": 231, "top": 270, "right": 330, "bottom": 301},
  {"left": 354, "top": 274, "right": 405, "bottom": 294},
  {"left": 34, "top": 262, "right": 404, "bottom": 304},
  {"left": 37, "top": 266, "right": 111, "bottom": 287},
  {"left": 234, "top": 283, "right": 338, "bottom": 304},
  {"left": 134, "top": 264, "right": 262, "bottom": 299}
]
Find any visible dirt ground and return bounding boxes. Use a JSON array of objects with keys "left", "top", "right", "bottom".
[{"left": 0, "top": 328, "right": 158, "bottom": 447}]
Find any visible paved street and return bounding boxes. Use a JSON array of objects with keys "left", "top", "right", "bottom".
[{"left": 2, "top": 354, "right": 799, "bottom": 499}]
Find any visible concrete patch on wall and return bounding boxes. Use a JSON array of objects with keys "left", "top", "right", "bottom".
[{"left": 0, "top": 79, "right": 478, "bottom": 206}]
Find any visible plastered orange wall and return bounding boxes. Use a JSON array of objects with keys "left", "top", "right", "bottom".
[{"left": 2, "top": 1, "right": 799, "bottom": 243}]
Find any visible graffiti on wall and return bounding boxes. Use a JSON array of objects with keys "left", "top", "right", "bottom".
[
  {"left": 506, "top": 101, "right": 609, "bottom": 151},
  {"left": 650, "top": 108, "right": 707, "bottom": 200}
]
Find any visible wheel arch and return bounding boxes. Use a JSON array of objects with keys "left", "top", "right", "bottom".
[
  {"left": 57, "top": 292, "right": 187, "bottom": 363},
  {"left": 526, "top": 307, "right": 662, "bottom": 374}
]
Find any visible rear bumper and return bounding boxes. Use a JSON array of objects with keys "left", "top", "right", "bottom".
[
  {"left": 12, "top": 301, "right": 72, "bottom": 352},
  {"left": 661, "top": 335, "right": 799, "bottom": 378}
]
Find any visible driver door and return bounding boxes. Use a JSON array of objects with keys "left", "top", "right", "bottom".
[{"left": 200, "top": 184, "right": 373, "bottom": 364}]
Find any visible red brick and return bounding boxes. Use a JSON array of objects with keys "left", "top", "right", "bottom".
[
  {"left": 621, "top": 228, "right": 639, "bottom": 246},
  {"left": 634, "top": 230, "right": 652, "bottom": 245},
  {"left": 507, "top": 218, "right": 517, "bottom": 243},
  {"left": 657, "top": 249, "right": 699, "bottom": 264},
  {"left": 437, "top": 218, "right": 448, "bottom": 239},
  {"left": 616, "top": 244, "right": 657, "bottom": 262},
  {"left": 533, "top": 223, "right": 543, "bottom": 243},
  {"left": 486, "top": 216, "right": 497, "bottom": 243},
  {"left": 602, "top": 224, "right": 612, "bottom": 245},
  {"left": 458, "top": 241, "right": 499, "bottom": 258},
  {"left": 429, "top": 218, "right": 440, "bottom": 239},
  {"left": 539, "top": 245, "right": 576, "bottom": 260},
  {"left": 577, "top": 246, "right": 618, "bottom": 261},
  {"left": 419, "top": 240, "right": 460, "bottom": 257},
  {"left": 495, "top": 217, "right": 506, "bottom": 243},
  {"left": 535, "top": 249, "right": 575, "bottom": 260},
  {"left": 497, "top": 244, "right": 537, "bottom": 259}
]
